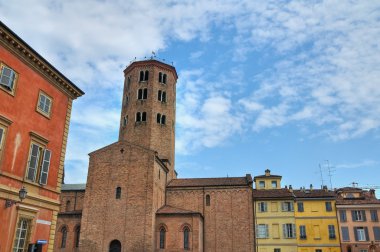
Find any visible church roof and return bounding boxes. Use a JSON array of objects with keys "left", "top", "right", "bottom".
[
  {"left": 167, "top": 175, "right": 252, "bottom": 188},
  {"left": 156, "top": 205, "right": 202, "bottom": 216},
  {"left": 61, "top": 183, "right": 86, "bottom": 191}
]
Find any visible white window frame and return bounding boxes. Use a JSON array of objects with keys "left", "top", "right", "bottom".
[
  {"left": 36, "top": 91, "right": 53, "bottom": 118},
  {"left": 12, "top": 218, "right": 30, "bottom": 252},
  {"left": 283, "top": 224, "right": 296, "bottom": 238},
  {"left": 282, "top": 202, "right": 294, "bottom": 212},
  {"left": 357, "top": 227, "right": 366, "bottom": 241},
  {"left": 258, "top": 202, "right": 267, "bottom": 212},
  {"left": 257, "top": 224, "right": 269, "bottom": 238},
  {"left": 259, "top": 181, "right": 265, "bottom": 188}
]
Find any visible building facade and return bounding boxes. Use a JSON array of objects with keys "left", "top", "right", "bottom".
[
  {"left": 0, "top": 22, "right": 83, "bottom": 252},
  {"left": 336, "top": 187, "right": 380, "bottom": 252},
  {"left": 294, "top": 187, "right": 341, "bottom": 252},
  {"left": 67, "top": 59, "right": 255, "bottom": 252},
  {"left": 253, "top": 170, "right": 298, "bottom": 252}
]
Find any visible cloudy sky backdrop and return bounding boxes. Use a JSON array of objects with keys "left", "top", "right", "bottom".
[{"left": 1, "top": 0, "right": 379, "bottom": 190}]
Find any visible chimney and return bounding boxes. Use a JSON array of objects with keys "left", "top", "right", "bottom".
[
  {"left": 322, "top": 185, "right": 328, "bottom": 192},
  {"left": 285, "top": 185, "right": 288, "bottom": 189},
  {"left": 369, "top": 189, "right": 376, "bottom": 198},
  {"left": 289, "top": 185, "right": 293, "bottom": 192},
  {"left": 310, "top": 184, "right": 313, "bottom": 191},
  {"left": 265, "top": 169, "right": 271, "bottom": 176}
]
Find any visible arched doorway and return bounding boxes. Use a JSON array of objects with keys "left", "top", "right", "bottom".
[
  {"left": 347, "top": 245, "right": 352, "bottom": 252},
  {"left": 109, "top": 240, "right": 121, "bottom": 252}
]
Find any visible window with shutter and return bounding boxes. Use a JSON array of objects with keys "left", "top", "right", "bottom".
[
  {"left": 341, "top": 227, "right": 350, "bottom": 241},
  {"left": 373, "top": 227, "right": 380, "bottom": 241},
  {"left": 0, "top": 125, "right": 6, "bottom": 161},
  {"left": 325, "top": 202, "right": 332, "bottom": 211},
  {"left": 26, "top": 141, "right": 52, "bottom": 185},
  {"left": 297, "top": 202, "right": 304, "bottom": 212},
  {"left": 328, "top": 225, "right": 336, "bottom": 239},
  {"left": 299, "top": 225, "right": 306, "bottom": 239},
  {"left": 39, "top": 149, "right": 51, "bottom": 185},
  {"left": 340, "top": 210, "right": 347, "bottom": 222},
  {"left": 371, "top": 210, "right": 379, "bottom": 222},
  {"left": 0, "top": 64, "right": 18, "bottom": 95}
]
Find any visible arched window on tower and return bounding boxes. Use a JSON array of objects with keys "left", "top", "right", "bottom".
[
  {"left": 184, "top": 226, "right": 190, "bottom": 250},
  {"left": 139, "top": 71, "right": 144, "bottom": 82},
  {"left": 136, "top": 112, "right": 141, "bottom": 122},
  {"left": 156, "top": 114, "right": 166, "bottom": 125},
  {"left": 142, "top": 112, "right": 147, "bottom": 122},
  {"left": 61, "top": 226, "right": 68, "bottom": 248},
  {"left": 158, "top": 90, "right": 166, "bottom": 102},
  {"left": 161, "top": 115, "right": 166, "bottom": 125},
  {"left": 144, "top": 70, "right": 149, "bottom": 81},
  {"left": 163, "top": 74, "right": 167, "bottom": 84},
  {"left": 116, "top": 187, "right": 121, "bottom": 199},
  {"left": 159, "top": 226, "right": 166, "bottom": 249},
  {"left": 123, "top": 116, "right": 128, "bottom": 127},
  {"left": 159, "top": 72, "right": 163, "bottom": 83}
]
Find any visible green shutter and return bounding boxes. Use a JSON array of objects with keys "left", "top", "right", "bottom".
[
  {"left": 27, "top": 144, "right": 40, "bottom": 181},
  {"left": 373, "top": 227, "right": 380, "bottom": 241},
  {"left": 39, "top": 149, "right": 51, "bottom": 185},
  {"left": 364, "top": 227, "right": 369, "bottom": 241},
  {"left": 354, "top": 227, "right": 358, "bottom": 241}
]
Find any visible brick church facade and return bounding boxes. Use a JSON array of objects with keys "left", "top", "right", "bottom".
[{"left": 55, "top": 59, "right": 255, "bottom": 252}]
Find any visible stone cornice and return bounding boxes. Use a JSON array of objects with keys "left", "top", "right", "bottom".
[
  {"left": 124, "top": 59, "right": 178, "bottom": 80},
  {"left": 0, "top": 21, "right": 84, "bottom": 99}
]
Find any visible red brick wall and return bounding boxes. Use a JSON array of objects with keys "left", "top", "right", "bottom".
[
  {"left": 166, "top": 187, "right": 254, "bottom": 252},
  {"left": 155, "top": 214, "right": 203, "bottom": 252},
  {"left": 80, "top": 142, "right": 161, "bottom": 252}
]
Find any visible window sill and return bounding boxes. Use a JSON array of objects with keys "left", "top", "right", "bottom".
[
  {"left": 0, "top": 85, "right": 16, "bottom": 97},
  {"left": 135, "top": 121, "right": 147, "bottom": 126},
  {"left": 36, "top": 109, "right": 51, "bottom": 119}
]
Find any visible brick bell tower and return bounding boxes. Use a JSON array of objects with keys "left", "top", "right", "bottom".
[
  {"left": 80, "top": 59, "right": 178, "bottom": 252},
  {"left": 118, "top": 59, "right": 178, "bottom": 179}
]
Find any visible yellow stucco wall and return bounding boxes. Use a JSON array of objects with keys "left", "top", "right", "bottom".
[
  {"left": 255, "top": 199, "right": 297, "bottom": 252},
  {"left": 295, "top": 199, "right": 341, "bottom": 252}
]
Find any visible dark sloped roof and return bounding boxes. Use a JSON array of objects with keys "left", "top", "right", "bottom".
[
  {"left": 61, "top": 184, "right": 86, "bottom": 191},
  {"left": 252, "top": 189, "right": 294, "bottom": 199},
  {"left": 167, "top": 176, "right": 252, "bottom": 188},
  {"left": 156, "top": 205, "right": 201, "bottom": 215},
  {"left": 293, "top": 189, "right": 336, "bottom": 198},
  {"left": 336, "top": 187, "right": 363, "bottom": 192}
]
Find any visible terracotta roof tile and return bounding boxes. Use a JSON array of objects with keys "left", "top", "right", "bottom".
[
  {"left": 252, "top": 189, "right": 293, "bottom": 199},
  {"left": 293, "top": 189, "right": 336, "bottom": 198},
  {"left": 167, "top": 176, "right": 252, "bottom": 188}
]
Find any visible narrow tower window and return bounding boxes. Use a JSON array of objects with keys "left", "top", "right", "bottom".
[
  {"left": 163, "top": 74, "right": 167, "bottom": 84},
  {"left": 66, "top": 200, "right": 71, "bottom": 212},
  {"left": 116, "top": 187, "right": 121, "bottom": 199},
  {"left": 142, "top": 112, "right": 147, "bottom": 122},
  {"left": 75, "top": 225, "right": 81, "bottom": 247},
  {"left": 144, "top": 70, "right": 149, "bottom": 81},
  {"left": 156, "top": 114, "right": 166, "bottom": 125},
  {"left": 138, "top": 88, "right": 148, "bottom": 100},
  {"left": 136, "top": 112, "right": 141, "bottom": 122},
  {"left": 184, "top": 226, "right": 190, "bottom": 249},
  {"left": 139, "top": 71, "right": 144, "bottom": 82},
  {"left": 158, "top": 90, "right": 167, "bottom": 102},
  {"left": 159, "top": 72, "right": 163, "bottom": 83},
  {"left": 159, "top": 227, "right": 166, "bottom": 249},
  {"left": 158, "top": 72, "right": 167, "bottom": 84}
]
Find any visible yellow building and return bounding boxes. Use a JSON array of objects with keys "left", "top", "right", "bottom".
[
  {"left": 253, "top": 170, "right": 297, "bottom": 252},
  {"left": 294, "top": 186, "right": 341, "bottom": 252}
]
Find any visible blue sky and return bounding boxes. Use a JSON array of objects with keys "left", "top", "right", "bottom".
[{"left": 1, "top": 0, "right": 379, "bottom": 191}]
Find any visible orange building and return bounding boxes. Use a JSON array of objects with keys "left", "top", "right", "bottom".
[{"left": 0, "top": 21, "right": 83, "bottom": 252}]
